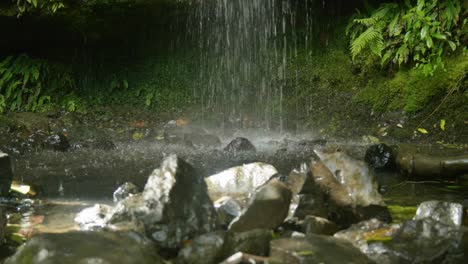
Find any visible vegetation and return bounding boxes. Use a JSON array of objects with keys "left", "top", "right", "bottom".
[{"left": 347, "top": 0, "right": 467, "bottom": 76}]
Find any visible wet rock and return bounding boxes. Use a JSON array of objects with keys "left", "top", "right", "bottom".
[
  {"left": 229, "top": 179, "right": 291, "bottom": 232},
  {"left": 214, "top": 196, "right": 242, "bottom": 228},
  {"left": 0, "top": 206, "right": 6, "bottom": 246},
  {"left": 0, "top": 152, "right": 13, "bottom": 197},
  {"left": 270, "top": 235, "right": 373, "bottom": 264},
  {"left": 224, "top": 229, "right": 273, "bottom": 257},
  {"left": 302, "top": 215, "right": 339, "bottom": 236},
  {"left": 365, "top": 143, "right": 394, "bottom": 169},
  {"left": 4, "top": 231, "right": 164, "bottom": 264},
  {"left": 177, "top": 231, "right": 226, "bottom": 264},
  {"left": 413, "top": 200, "right": 464, "bottom": 227},
  {"left": 107, "top": 155, "right": 218, "bottom": 248},
  {"left": 113, "top": 182, "right": 139, "bottom": 202},
  {"left": 294, "top": 156, "right": 391, "bottom": 228},
  {"left": 220, "top": 252, "right": 270, "bottom": 264},
  {"left": 224, "top": 137, "right": 256, "bottom": 154},
  {"left": 74, "top": 204, "right": 113, "bottom": 230},
  {"left": 43, "top": 133, "right": 70, "bottom": 152},
  {"left": 205, "top": 162, "right": 278, "bottom": 201}
]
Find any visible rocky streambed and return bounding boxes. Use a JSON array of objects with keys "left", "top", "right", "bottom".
[{"left": 0, "top": 129, "right": 468, "bottom": 263}]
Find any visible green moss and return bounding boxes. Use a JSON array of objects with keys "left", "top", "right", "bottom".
[
  {"left": 355, "top": 52, "right": 468, "bottom": 113},
  {"left": 388, "top": 205, "right": 417, "bottom": 223}
]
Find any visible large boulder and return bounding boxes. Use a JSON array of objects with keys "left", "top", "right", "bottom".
[
  {"left": 4, "top": 231, "right": 164, "bottom": 264},
  {"left": 205, "top": 162, "right": 278, "bottom": 202},
  {"left": 229, "top": 179, "right": 291, "bottom": 232},
  {"left": 335, "top": 201, "right": 466, "bottom": 263},
  {"left": 270, "top": 235, "right": 373, "bottom": 264},
  {"left": 0, "top": 151, "right": 13, "bottom": 197},
  {"left": 224, "top": 137, "right": 256, "bottom": 155},
  {"left": 107, "top": 155, "right": 218, "bottom": 248},
  {"left": 294, "top": 153, "right": 391, "bottom": 228}
]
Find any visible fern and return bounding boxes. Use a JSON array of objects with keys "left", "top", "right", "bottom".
[{"left": 350, "top": 27, "right": 384, "bottom": 59}]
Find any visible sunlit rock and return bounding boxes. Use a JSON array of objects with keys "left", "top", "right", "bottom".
[
  {"left": 113, "top": 182, "right": 139, "bottom": 202},
  {"left": 223, "top": 137, "right": 256, "bottom": 155},
  {"left": 229, "top": 179, "right": 291, "bottom": 232},
  {"left": 214, "top": 196, "right": 242, "bottom": 228},
  {"left": 107, "top": 154, "right": 218, "bottom": 248},
  {"left": 0, "top": 151, "right": 13, "bottom": 197},
  {"left": 205, "top": 162, "right": 278, "bottom": 201},
  {"left": 177, "top": 231, "right": 226, "bottom": 264},
  {"left": 4, "top": 231, "right": 164, "bottom": 264},
  {"left": 270, "top": 235, "right": 373, "bottom": 264},
  {"left": 414, "top": 200, "right": 464, "bottom": 227},
  {"left": 74, "top": 204, "right": 113, "bottom": 230}
]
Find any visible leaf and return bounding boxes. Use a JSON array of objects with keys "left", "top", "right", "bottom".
[
  {"left": 431, "top": 33, "right": 446, "bottom": 40},
  {"left": 421, "top": 26, "right": 429, "bottom": 39},
  {"left": 440, "top": 119, "right": 446, "bottom": 131},
  {"left": 425, "top": 35, "right": 433, "bottom": 48},
  {"left": 417, "top": 128, "right": 429, "bottom": 134},
  {"left": 448, "top": 41, "right": 457, "bottom": 51}
]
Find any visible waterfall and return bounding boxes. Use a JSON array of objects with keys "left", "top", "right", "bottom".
[{"left": 190, "top": 0, "right": 314, "bottom": 132}]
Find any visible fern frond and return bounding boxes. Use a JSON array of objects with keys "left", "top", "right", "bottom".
[
  {"left": 354, "top": 17, "right": 377, "bottom": 26},
  {"left": 350, "top": 26, "right": 383, "bottom": 59}
]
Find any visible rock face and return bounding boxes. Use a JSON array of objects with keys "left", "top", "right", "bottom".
[
  {"left": 205, "top": 162, "right": 278, "bottom": 201},
  {"left": 107, "top": 155, "right": 218, "bottom": 248},
  {"left": 229, "top": 179, "right": 291, "bottom": 232},
  {"left": 270, "top": 235, "right": 373, "bottom": 264},
  {"left": 0, "top": 151, "right": 13, "bottom": 197},
  {"left": 335, "top": 201, "right": 466, "bottom": 264},
  {"left": 4, "top": 231, "right": 164, "bottom": 264},
  {"left": 113, "top": 182, "right": 139, "bottom": 202},
  {"left": 294, "top": 155, "right": 391, "bottom": 228},
  {"left": 224, "top": 137, "right": 256, "bottom": 154}
]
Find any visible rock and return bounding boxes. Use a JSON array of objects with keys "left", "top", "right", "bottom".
[
  {"left": 74, "top": 204, "right": 113, "bottom": 230},
  {"left": 229, "top": 179, "right": 291, "bottom": 232},
  {"left": 214, "top": 196, "right": 242, "bottom": 228},
  {"left": 220, "top": 252, "right": 270, "bottom": 264},
  {"left": 413, "top": 200, "right": 464, "bottom": 227},
  {"left": 294, "top": 156, "right": 391, "bottom": 228},
  {"left": 205, "top": 162, "right": 278, "bottom": 202},
  {"left": 177, "top": 231, "right": 226, "bottom": 264},
  {"left": 43, "top": 133, "right": 70, "bottom": 152},
  {"left": 302, "top": 215, "right": 339, "bottom": 236},
  {"left": 107, "top": 155, "right": 218, "bottom": 248},
  {"left": 224, "top": 137, "right": 256, "bottom": 154},
  {"left": 4, "top": 231, "right": 164, "bottom": 264},
  {"left": 335, "top": 201, "right": 466, "bottom": 263},
  {"left": 224, "top": 229, "right": 273, "bottom": 257},
  {"left": 113, "top": 182, "right": 139, "bottom": 202},
  {"left": 364, "top": 143, "right": 394, "bottom": 169},
  {"left": 270, "top": 235, "right": 373, "bottom": 264},
  {"left": 0, "top": 152, "right": 13, "bottom": 197}
]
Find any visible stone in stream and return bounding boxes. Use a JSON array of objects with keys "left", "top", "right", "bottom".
[
  {"left": 335, "top": 201, "right": 466, "bottom": 263},
  {"left": 107, "top": 154, "right": 218, "bottom": 249},
  {"left": 270, "top": 234, "right": 373, "bottom": 264},
  {"left": 177, "top": 231, "right": 227, "bottom": 264},
  {"left": 74, "top": 204, "right": 113, "bottom": 230},
  {"left": 42, "top": 132, "right": 71, "bottom": 152},
  {"left": 0, "top": 151, "right": 13, "bottom": 197},
  {"left": 205, "top": 162, "right": 278, "bottom": 202},
  {"left": 294, "top": 152, "right": 391, "bottom": 228},
  {"left": 113, "top": 182, "right": 139, "bottom": 202},
  {"left": 214, "top": 196, "right": 242, "bottom": 228},
  {"left": 223, "top": 229, "right": 273, "bottom": 257},
  {"left": 365, "top": 143, "right": 394, "bottom": 169},
  {"left": 229, "top": 179, "right": 292, "bottom": 233},
  {"left": 302, "top": 215, "right": 339, "bottom": 236},
  {"left": 4, "top": 231, "right": 164, "bottom": 264},
  {"left": 224, "top": 137, "right": 256, "bottom": 154}
]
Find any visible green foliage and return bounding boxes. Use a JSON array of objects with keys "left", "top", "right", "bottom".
[
  {"left": 0, "top": 54, "right": 74, "bottom": 113},
  {"left": 14, "top": 0, "right": 65, "bottom": 16},
  {"left": 347, "top": 0, "right": 467, "bottom": 76}
]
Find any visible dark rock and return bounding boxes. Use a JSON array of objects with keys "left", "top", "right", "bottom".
[
  {"left": 229, "top": 179, "right": 291, "bottom": 232},
  {"left": 43, "top": 133, "right": 70, "bottom": 152},
  {"left": 113, "top": 182, "right": 139, "bottom": 202},
  {"left": 214, "top": 196, "right": 242, "bottom": 228},
  {"left": 4, "top": 231, "right": 164, "bottom": 264},
  {"left": 206, "top": 162, "right": 278, "bottom": 202},
  {"left": 224, "top": 137, "right": 256, "bottom": 154},
  {"left": 365, "top": 143, "right": 394, "bottom": 169},
  {"left": 107, "top": 154, "right": 218, "bottom": 248},
  {"left": 0, "top": 206, "right": 6, "bottom": 246},
  {"left": 74, "top": 204, "right": 113, "bottom": 230},
  {"left": 302, "top": 215, "right": 339, "bottom": 236},
  {"left": 224, "top": 229, "right": 273, "bottom": 257},
  {"left": 270, "top": 235, "right": 373, "bottom": 264},
  {"left": 177, "top": 231, "right": 226, "bottom": 264},
  {"left": 0, "top": 152, "right": 13, "bottom": 197}
]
